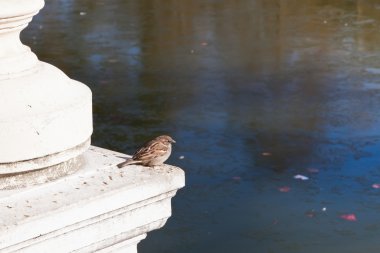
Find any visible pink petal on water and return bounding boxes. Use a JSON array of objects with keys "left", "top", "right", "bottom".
[
  {"left": 232, "top": 176, "right": 241, "bottom": 181},
  {"left": 372, "top": 183, "right": 380, "bottom": 189},
  {"left": 305, "top": 210, "right": 316, "bottom": 218},
  {"left": 278, "top": 186, "right": 291, "bottom": 192},
  {"left": 340, "top": 214, "right": 357, "bottom": 222},
  {"left": 261, "top": 152, "right": 272, "bottom": 156}
]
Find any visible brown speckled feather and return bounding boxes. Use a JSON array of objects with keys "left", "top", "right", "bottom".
[{"left": 133, "top": 140, "right": 169, "bottom": 161}]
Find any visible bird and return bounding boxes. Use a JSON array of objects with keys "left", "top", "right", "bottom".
[{"left": 117, "top": 135, "right": 176, "bottom": 168}]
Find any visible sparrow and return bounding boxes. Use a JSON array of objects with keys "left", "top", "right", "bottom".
[{"left": 117, "top": 135, "right": 176, "bottom": 168}]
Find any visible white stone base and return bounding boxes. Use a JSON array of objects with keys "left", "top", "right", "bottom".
[{"left": 0, "top": 146, "right": 185, "bottom": 252}]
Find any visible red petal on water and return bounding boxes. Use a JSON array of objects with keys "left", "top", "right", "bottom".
[
  {"left": 340, "top": 214, "right": 357, "bottom": 221},
  {"left": 372, "top": 183, "right": 380, "bottom": 189},
  {"left": 278, "top": 186, "right": 291, "bottom": 192}
]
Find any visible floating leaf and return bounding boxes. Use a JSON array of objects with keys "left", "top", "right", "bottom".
[
  {"left": 306, "top": 168, "right": 319, "bottom": 173},
  {"left": 107, "top": 58, "right": 118, "bottom": 63}
]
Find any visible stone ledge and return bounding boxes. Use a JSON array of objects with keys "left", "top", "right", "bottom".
[{"left": 0, "top": 146, "right": 185, "bottom": 252}]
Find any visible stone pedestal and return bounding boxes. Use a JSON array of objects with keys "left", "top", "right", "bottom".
[
  {"left": 0, "top": 0, "right": 92, "bottom": 174},
  {"left": 0, "top": 147, "right": 185, "bottom": 252}
]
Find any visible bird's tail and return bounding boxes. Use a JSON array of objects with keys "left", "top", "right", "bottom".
[{"left": 117, "top": 158, "right": 141, "bottom": 168}]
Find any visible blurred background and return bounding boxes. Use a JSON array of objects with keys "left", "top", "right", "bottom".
[{"left": 23, "top": 1, "right": 380, "bottom": 252}]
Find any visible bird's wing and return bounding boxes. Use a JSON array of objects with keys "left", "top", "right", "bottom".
[{"left": 133, "top": 140, "right": 169, "bottom": 161}]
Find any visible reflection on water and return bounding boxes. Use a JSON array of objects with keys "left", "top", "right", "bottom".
[{"left": 22, "top": 0, "right": 380, "bottom": 252}]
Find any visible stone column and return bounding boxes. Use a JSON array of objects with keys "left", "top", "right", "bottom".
[
  {"left": 0, "top": 0, "right": 92, "bottom": 188},
  {"left": 0, "top": 1, "right": 185, "bottom": 252}
]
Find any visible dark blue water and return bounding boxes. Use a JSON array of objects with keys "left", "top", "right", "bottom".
[{"left": 22, "top": 1, "right": 380, "bottom": 252}]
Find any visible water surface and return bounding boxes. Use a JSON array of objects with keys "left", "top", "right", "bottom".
[{"left": 22, "top": 1, "right": 380, "bottom": 252}]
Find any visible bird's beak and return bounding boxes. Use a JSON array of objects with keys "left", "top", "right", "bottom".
[{"left": 172, "top": 139, "right": 176, "bottom": 143}]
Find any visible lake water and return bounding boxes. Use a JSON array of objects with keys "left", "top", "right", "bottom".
[{"left": 22, "top": 1, "right": 380, "bottom": 252}]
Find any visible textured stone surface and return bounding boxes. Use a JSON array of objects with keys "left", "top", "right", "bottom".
[
  {"left": 0, "top": 139, "right": 90, "bottom": 176},
  {"left": 0, "top": 0, "right": 44, "bottom": 19},
  {"left": 0, "top": 146, "right": 185, "bottom": 252}
]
